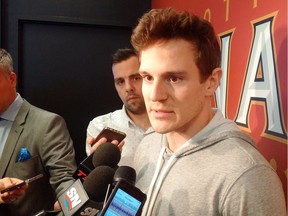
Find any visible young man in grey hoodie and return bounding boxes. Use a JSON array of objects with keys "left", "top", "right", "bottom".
[{"left": 130, "top": 8, "right": 287, "bottom": 216}]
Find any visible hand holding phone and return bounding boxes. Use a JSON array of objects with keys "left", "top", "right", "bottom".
[
  {"left": 0, "top": 174, "right": 43, "bottom": 194},
  {"left": 94, "top": 127, "right": 126, "bottom": 144}
]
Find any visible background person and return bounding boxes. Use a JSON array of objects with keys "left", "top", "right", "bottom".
[
  {"left": 0, "top": 48, "right": 77, "bottom": 215},
  {"left": 86, "top": 48, "right": 157, "bottom": 165}
]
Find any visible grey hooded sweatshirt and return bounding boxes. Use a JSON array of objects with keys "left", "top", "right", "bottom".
[{"left": 133, "top": 109, "right": 286, "bottom": 216}]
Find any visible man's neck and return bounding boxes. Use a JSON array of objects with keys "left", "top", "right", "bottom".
[
  {"left": 166, "top": 108, "right": 215, "bottom": 152},
  {"left": 0, "top": 93, "right": 17, "bottom": 114}
]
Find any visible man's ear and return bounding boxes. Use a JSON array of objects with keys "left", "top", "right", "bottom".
[
  {"left": 10, "top": 72, "right": 17, "bottom": 88},
  {"left": 205, "top": 67, "right": 222, "bottom": 96}
]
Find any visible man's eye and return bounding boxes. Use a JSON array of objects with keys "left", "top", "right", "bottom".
[
  {"left": 134, "top": 75, "right": 142, "bottom": 81},
  {"left": 143, "top": 75, "right": 153, "bottom": 81},
  {"left": 169, "top": 76, "right": 180, "bottom": 82},
  {"left": 116, "top": 80, "right": 124, "bottom": 85}
]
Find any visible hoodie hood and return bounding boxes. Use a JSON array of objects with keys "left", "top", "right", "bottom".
[{"left": 164, "top": 109, "right": 255, "bottom": 159}]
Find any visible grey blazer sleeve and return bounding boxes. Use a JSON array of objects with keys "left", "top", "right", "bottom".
[{"left": 39, "top": 112, "right": 77, "bottom": 196}]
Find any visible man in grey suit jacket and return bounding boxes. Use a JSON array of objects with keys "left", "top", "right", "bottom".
[{"left": 0, "top": 48, "right": 77, "bottom": 215}]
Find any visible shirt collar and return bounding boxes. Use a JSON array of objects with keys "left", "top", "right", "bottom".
[
  {"left": 121, "top": 105, "right": 155, "bottom": 133},
  {"left": 121, "top": 105, "right": 135, "bottom": 128},
  {"left": 0, "top": 93, "right": 24, "bottom": 121}
]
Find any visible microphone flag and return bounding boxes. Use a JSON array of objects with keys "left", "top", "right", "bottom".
[{"left": 58, "top": 179, "right": 103, "bottom": 216}]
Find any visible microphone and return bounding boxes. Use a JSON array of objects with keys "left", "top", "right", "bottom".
[
  {"left": 83, "top": 166, "right": 115, "bottom": 202},
  {"left": 72, "top": 153, "right": 94, "bottom": 182},
  {"left": 113, "top": 166, "right": 136, "bottom": 186},
  {"left": 101, "top": 165, "right": 137, "bottom": 206},
  {"left": 58, "top": 165, "right": 115, "bottom": 216},
  {"left": 73, "top": 142, "right": 121, "bottom": 182},
  {"left": 92, "top": 142, "right": 121, "bottom": 168}
]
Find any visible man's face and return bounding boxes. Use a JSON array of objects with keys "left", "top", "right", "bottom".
[
  {"left": 139, "top": 39, "right": 215, "bottom": 135},
  {"left": 0, "top": 65, "right": 17, "bottom": 113},
  {"left": 112, "top": 56, "right": 146, "bottom": 115}
]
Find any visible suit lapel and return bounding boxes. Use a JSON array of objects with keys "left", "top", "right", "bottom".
[{"left": 0, "top": 101, "right": 30, "bottom": 177}]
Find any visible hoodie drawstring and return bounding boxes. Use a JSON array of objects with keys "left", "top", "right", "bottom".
[{"left": 142, "top": 147, "right": 177, "bottom": 216}]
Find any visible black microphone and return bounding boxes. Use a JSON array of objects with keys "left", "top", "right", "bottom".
[
  {"left": 83, "top": 166, "right": 115, "bottom": 202},
  {"left": 113, "top": 166, "right": 136, "bottom": 186},
  {"left": 58, "top": 165, "right": 115, "bottom": 216},
  {"left": 101, "top": 166, "right": 137, "bottom": 207},
  {"left": 73, "top": 142, "right": 121, "bottom": 182},
  {"left": 92, "top": 142, "right": 121, "bottom": 168}
]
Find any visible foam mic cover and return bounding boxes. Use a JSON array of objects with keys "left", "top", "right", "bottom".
[
  {"left": 92, "top": 142, "right": 121, "bottom": 168},
  {"left": 113, "top": 166, "right": 136, "bottom": 186},
  {"left": 82, "top": 165, "right": 115, "bottom": 202}
]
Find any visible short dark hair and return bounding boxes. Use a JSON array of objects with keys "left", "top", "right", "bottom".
[
  {"left": 131, "top": 8, "right": 221, "bottom": 81},
  {"left": 112, "top": 48, "right": 138, "bottom": 64}
]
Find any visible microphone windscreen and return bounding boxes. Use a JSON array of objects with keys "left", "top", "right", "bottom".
[
  {"left": 83, "top": 165, "right": 115, "bottom": 202},
  {"left": 114, "top": 166, "right": 136, "bottom": 186},
  {"left": 92, "top": 142, "right": 121, "bottom": 168}
]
